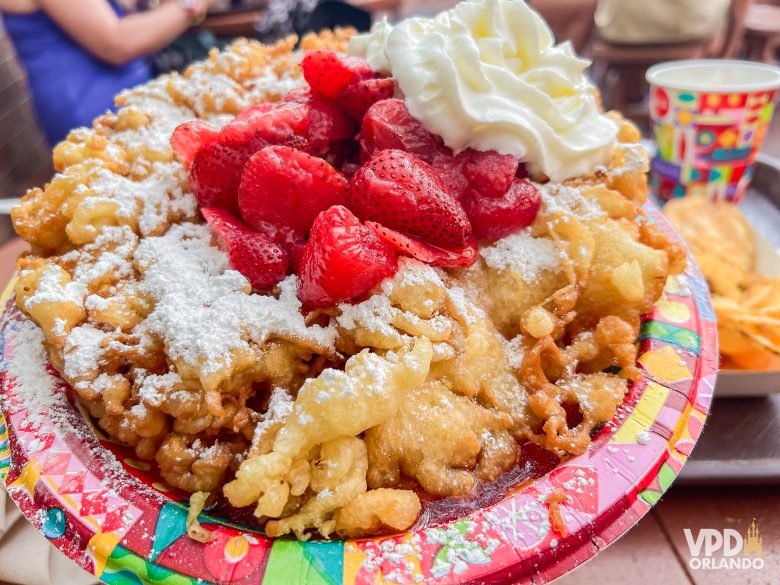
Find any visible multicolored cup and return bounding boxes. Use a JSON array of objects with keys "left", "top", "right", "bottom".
[{"left": 647, "top": 59, "right": 780, "bottom": 203}]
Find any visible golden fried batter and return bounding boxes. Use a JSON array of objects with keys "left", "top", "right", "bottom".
[{"left": 366, "top": 381, "right": 516, "bottom": 497}]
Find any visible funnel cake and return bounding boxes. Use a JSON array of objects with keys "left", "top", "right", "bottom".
[{"left": 11, "top": 11, "right": 684, "bottom": 540}]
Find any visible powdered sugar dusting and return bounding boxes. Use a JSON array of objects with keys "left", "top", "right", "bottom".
[
  {"left": 245, "top": 66, "right": 306, "bottom": 103},
  {"left": 1, "top": 321, "right": 62, "bottom": 429},
  {"left": 613, "top": 142, "right": 648, "bottom": 176},
  {"left": 251, "top": 387, "right": 293, "bottom": 450},
  {"left": 135, "top": 222, "right": 335, "bottom": 375},
  {"left": 480, "top": 228, "right": 561, "bottom": 283},
  {"left": 536, "top": 182, "right": 605, "bottom": 219},
  {"left": 113, "top": 77, "right": 195, "bottom": 157},
  {"left": 137, "top": 371, "right": 182, "bottom": 407},
  {"left": 63, "top": 325, "right": 108, "bottom": 380},
  {"left": 168, "top": 69, "right": 247, "bottom": 118},
  {"left": 503, "top": 334, "right": 525, "bottom": 370},
  {"left": 65, "top": 226, "right": 138, "bottom": 288},
  {"left": 80, "top": 163, "right": 198, "bottom": 238},
  {"left": 23, "top": 264, "right": 86, "bottom": 310},
  {"left": 337, "top": 293, "right": 398, "bottom": 336}
]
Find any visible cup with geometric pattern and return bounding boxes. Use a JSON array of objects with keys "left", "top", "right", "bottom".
[{"left": 647, "top": 59, "right": 780, "bottom": 203}]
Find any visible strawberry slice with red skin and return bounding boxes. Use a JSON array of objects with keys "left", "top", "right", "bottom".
[
  {"left": 462, "top": 151, "right": 520, "bottom": 198},
  {"left": 297, "top": 205, "right": 398, "bottom": 308},
  {"left": 170, "top": 121, "right": 220, "bottom": 168},
  {"left": 368, "top": 222, "right": 478, "bottom": 268},
  {"left": 284, "top": 88, "right": 356, "bottom": 154},
  {"left": 219, "top": 101, "right": 309, "bottom": 151},
  {"left": 430, "top": 150, "right": 469, "bottom": 200},
  {"left": 189, "top": 142, "right": 253, "bottom": 212},
  {"left": 201, "top": 207, "right": 288, "bottom": 291},
  {"left": 301, "top": 50, "right": 377, "bottom": 100},
  {"left": 360, "top": 99, "right": 443, "bottom": 162},
  {"left": 341, "top": 78, "right": 395, "bottom": 121},
  {"left": 307, "top": 101, "right": 354, "bottom": 153},
  {"left": 252, "top": 220, "right": 307, "bottom": 274},
  {"left": 188, "top": 102, "right": 311, "bottom": 212},
  {"left": 239, "top": 145, "right": 349, "bottom": 237},
  {"left": 232, "top": 102, "right": 281, "bottom": 123},
  {"left": 283, "top": 86, "right": 310, "bottom": 104},
  {"left": 464, "top": 178, "right": 541, "bottom": 241},
  {"left": 360, "top": 99, "right": 520, "bottom": 200},
  {"left": 437, "top": 150, "right": 520, "bottom": 201},
  {"left": 348, "top": 149, "right": 472, "bottom": 249}
]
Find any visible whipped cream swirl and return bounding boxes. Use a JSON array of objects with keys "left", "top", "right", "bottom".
[{"left": 349, "top": 0, "right": 618, "bottom": 182}]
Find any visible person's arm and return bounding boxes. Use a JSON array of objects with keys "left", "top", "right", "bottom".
[{"left": 38, "top": 0, "right": 212, "bottom": 66}]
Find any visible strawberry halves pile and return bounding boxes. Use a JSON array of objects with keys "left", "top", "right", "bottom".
[{"left": 170, "top": 50, "right": 541, "bottom": 309}]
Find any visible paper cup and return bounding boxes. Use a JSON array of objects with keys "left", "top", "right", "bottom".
[{"left": 647, "top": 59, "right": 780, "bottom": 203}]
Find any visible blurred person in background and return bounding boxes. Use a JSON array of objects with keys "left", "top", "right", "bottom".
[
  {"left": 0, "top": 0, "right": 217, "bottom": 145},
  {"left": 595, "top": 0, "right": 731, "bottom": 45},
  {"left": 530, "top": 0, "right": 598, "bottom": 54}
]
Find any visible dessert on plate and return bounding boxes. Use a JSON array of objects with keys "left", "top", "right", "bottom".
[{"left": 10, "top": 0, "right": 684, "bottom": 540}]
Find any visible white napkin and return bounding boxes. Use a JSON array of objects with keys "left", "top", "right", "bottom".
[{"left": 0, "top": 488, "right": 97, "bottom": 585}]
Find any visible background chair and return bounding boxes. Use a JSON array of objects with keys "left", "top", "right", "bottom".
[
  {"left": 0, "top": 19, "right": 52, "bottom": 245},
  {"left": 591, "top": 0, "right": 753, "bottom": 119},
  {"left": 743, "top": 2, "right": 780, "bottom": 63}
]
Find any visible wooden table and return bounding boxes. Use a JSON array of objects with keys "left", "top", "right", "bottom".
[
  {"left": 557, "top": 485, "right": 779, "bottom": 584},
  {"left": 0, "top": 236, "right": 776, "bottom": 584}
]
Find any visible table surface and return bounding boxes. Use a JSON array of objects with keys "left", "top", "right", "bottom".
[{"left": 0, "top": 236, "right": 776, "bottom": 584}]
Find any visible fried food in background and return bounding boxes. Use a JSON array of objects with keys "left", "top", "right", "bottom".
[
  {"left": 714, "top": 276, "right": 780, "bottom": 370},
  {"left": 664, "top": 195, "right": 755, "bottom": 299},
  {"left": 665, "top": 196, "right": 780, "bottom": 370}
]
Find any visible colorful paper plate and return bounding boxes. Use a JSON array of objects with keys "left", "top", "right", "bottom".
[{"left": 0, "top": 206, "right": 717, "bottom": 585}]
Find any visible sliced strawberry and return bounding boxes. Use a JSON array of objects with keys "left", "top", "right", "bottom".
[
  {"left": 301, "top": 51, "right": 377, "bottom": 100},
  {"left": 189, "top": 103, "right": 310, "bottom": 212},
  {"left": 341, "top": 78, "right": 395, "bottom": 121},
  {"left": 360, "top": 99, "right": 443, "bottom": 162},
  {"left": 189, "top": 142, "right": 254, "bottom": 212},
  {"left": 201, "top": 207, "right": 288, "bottom": 291},
  {"left": 348, "top": 149, "right": 471, "bottom": 249},
  {"left": 307, "top": 101, "right": 355, "bottom": 153},
  {"left": 360, "top": 99, "right": 468, "bottom": 197},
  {"left": 239, "top": 146, "right": 348, "bottom": 237},
  {"left": 298, "top": 206, "right": 398, "bottom": 308},
  {"left": 360, "top": 99, "right": 522, "bottom": 200},
  {"left": 252, "top": 220, "right": 307, "bottom": 273},
  {"left": 170, "top": 121, "right": 219, "bottom": 167},
  {"left": 368, "top": 222, "right": 478, "bottom": 268},
  {"left": 462, "top": 151, "right": 520, "bottom": 198},
  {"left": 232, "top": 102, "right": 280, "bottom": 123},
  {"left": 284, "top": 88, "right": 356, "bottom": 154},
  {"left": 464, "top": 178, "right": 541, "bottom": 241},
  {"left": 431, "top": 150, "right": 470, "bottom": 200},
  {"left": 283, "top": 87, "right": 311, "bottom": 104},
  {"left": 219, "top": 101, "right": 309, "bottom": 151}
]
